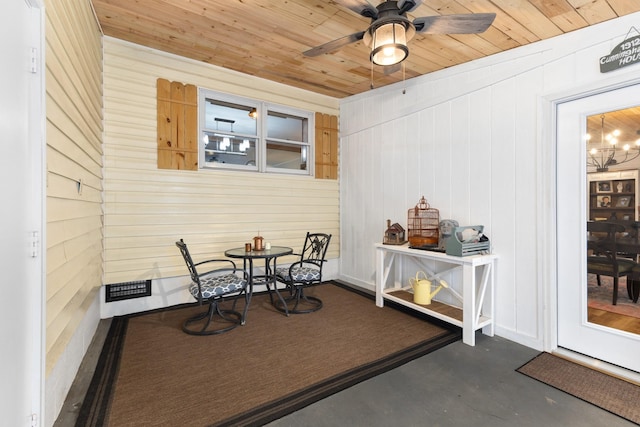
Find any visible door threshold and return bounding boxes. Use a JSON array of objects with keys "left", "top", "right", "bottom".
[{"left": 555, "top": 347, "right": 640, "bottom": 385}]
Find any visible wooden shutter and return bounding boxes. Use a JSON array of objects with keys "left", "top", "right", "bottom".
[
  {"left": 157, "top": 78, "right": 198, "bottom": 170},
  {"left": 315, "top": 113, "right": 338, "bottom": 179}
]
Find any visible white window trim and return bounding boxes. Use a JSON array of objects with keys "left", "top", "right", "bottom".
[
  {"left": 263, "top": 103, "right": 314, "bottom": 175},
  {"left": 199, "top": 88, "right": 315, "bottom": 176}
]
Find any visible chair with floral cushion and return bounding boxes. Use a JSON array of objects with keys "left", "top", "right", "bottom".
[
  {"left": 274, "top": 232, "right": 331, "bottom": 314},
  {"left": 176, "top": 239, "right": 249, "bottom": 335}
]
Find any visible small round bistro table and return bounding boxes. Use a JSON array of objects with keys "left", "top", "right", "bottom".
[{"left": 225, "top": 246, "right": 294, "bottom": 317}]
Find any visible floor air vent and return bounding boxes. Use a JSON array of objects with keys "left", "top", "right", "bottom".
[{"left": 105, "top": 279, "right": 152, "bottom": 302}]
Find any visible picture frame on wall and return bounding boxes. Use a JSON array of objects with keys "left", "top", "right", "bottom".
[
  {"left": 617, "top": 196, "right": 631, "bottom": 207},
  {"left": 597, "top": 181, "right": 612, "bottom": 192}
]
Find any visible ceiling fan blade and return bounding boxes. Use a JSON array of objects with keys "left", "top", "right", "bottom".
[
  {"left": 303, "top": 31, "right": 366, "bottom": 57},
  {"left": 397, "top": 0, "right": 422, "bottom": 14},
  {"left": 383, "top": 63, "right": 402, "bottom": 75},
  {"left": 414, "top": 13, "right": 496, "bottom": 34},
  {"left": 333, "top": 0, "right": 378, "bottom": 19}
]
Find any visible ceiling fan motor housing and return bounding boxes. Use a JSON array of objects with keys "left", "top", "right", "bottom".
[{"left": 367, "top": 1, "right": 417, "bottom": 40}]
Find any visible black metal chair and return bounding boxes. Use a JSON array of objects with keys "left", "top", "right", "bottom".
[
  {"left": 274, "top": 232, "right": 331, "bottom": 314},
  {"left": 176, "top": 239, "right": 248, "bottom": 335},
  {"left": 587, "top": 221, "right": 636, "bottom": 305}
]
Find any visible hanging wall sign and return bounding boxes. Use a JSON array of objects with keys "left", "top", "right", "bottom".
[{"left": 600, "top": 27, "right": 640, "bottom": 73}]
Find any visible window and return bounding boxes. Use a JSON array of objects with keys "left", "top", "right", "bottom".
[
  {"left": 265, "top": 109, "right": 310, "bottom": 173},
  {"left": 200, "top": 94, "right": 259, "bottom": 170},
  {"left": 199, "top": 89, "right": 313, "bottom": 175}
]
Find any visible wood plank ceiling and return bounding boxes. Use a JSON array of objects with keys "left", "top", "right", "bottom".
[{"left": 91, "top": 0, "right": 640, "bottom": 99}]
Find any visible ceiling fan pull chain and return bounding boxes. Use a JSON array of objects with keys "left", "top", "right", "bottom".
[
  {"left": 370, "top": 61, "right": 374, "bottom": 90},
  {"left": 402, "top": 62, "right": 406, "bottom": 94}
]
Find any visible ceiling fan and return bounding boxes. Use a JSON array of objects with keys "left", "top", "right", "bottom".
[{"left": 304, "top": 0, "right": 496, "bottom": 68}]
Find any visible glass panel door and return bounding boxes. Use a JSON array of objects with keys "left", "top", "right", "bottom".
[{"left": 557, "top": 84, "right": 640, "bottom": 373}]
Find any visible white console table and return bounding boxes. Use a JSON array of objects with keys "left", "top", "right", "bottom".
[{"left": 375, "top": 243, "right": 498, "bottom": 346}]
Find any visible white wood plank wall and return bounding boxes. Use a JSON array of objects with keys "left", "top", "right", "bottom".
[
  {"left": 102, "top": 38, "right": 340, "bottom": 285},
  {"left": 44, "top": 0, "right": 103, "bottom": 375},
  {"left": 338, "top": 12, "right": 640, "bottom": 349}
]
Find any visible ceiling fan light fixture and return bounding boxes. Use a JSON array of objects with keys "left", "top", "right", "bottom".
[{"left": 370, "top": 22, "right": 409, "bottom": 66}]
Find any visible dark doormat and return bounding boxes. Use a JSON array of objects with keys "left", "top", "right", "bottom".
[{"left": 517, "top": 352, "right": 640, "bottom": 425}]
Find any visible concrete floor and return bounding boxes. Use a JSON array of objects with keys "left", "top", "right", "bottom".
[{"left": 55, "top": 320, "right": 635, "bottom": 427}]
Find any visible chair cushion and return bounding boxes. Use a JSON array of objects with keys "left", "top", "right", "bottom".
[
  {"left": 189, "top": 273, "right": 246, "bottom": 300},
  {"left": 276, "top": 266, "right": 320, "bottom": 282},
  {"left": 587, "top": 256, "right": 636, "bottom": 275}
]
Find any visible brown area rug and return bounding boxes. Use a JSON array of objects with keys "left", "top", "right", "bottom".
[
  {"left": 588, "top": 274, "right": 640, "bottom": 319},
  {"left": 517, "top": 352, "right": 640, "bottom": 425},
  {"left": 77, "top": 282, "right": 459, "bottom": 427}
]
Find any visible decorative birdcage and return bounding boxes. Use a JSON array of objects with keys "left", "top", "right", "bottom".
[{"left": 408, "top": 196, "right": 439, "bottom": 247}]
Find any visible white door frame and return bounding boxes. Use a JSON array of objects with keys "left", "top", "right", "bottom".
[
  {"left": 542, "top": 76, "right": 640, "bottom": 382},
  {"left": 29, "top": 0, "right": 46, "bottom": 423},
  {"left": 0, "top": 0, "right": 45, "bottom": 425}
]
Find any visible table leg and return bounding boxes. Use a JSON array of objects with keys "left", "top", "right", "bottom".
[
  {"left": 376, "top": 248, "right": 384, "bottom": 307},
  {"left": 272, "top": 257, "right": 290, "bottom": 316},
  {"left": 481, "top": 263, "right": 495, "bottom": 337},
  {"left": 239, "top": 258, "right": 254, "bottom": 325},
  {"left": 462, "top": 264, "right": 475, "bottom": 346},
  {"left": 630, "top": 278, "right": 640, "bottom": 303},
  {"left": 377, "top": 251, "right": 405, "bottom": 307},
  {"left": 263, "top": 256, "right": 289, "bottom": 316},
  {"left": 262, "top": 258, "right": 275, "bottom": 305}
]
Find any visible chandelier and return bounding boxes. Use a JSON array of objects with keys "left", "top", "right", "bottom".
[{"left": 586, "top": 113, "right": 640, "bottom": 172}]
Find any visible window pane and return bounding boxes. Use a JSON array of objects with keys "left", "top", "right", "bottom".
[
  {"left": 267, "top": 140, "right": 308, "bottom": 171},
  {"left": 267, "top": 111, "right": 307, "bottom": 142},
  {"left": 204, "top": 99, "right": 257, "bottom": 135},
  {"left": 203, "top": 132, "right": 257, "bottom": 166}
]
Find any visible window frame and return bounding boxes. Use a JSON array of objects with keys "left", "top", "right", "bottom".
[
  {"left": 199, "top": 88, "right": 314, "bottom": 175},
  {"left": 263, "top": 104, "right": 313, "bottom": 175},
  {"left": 199, "top": 89, "right": 260, "bottom": 172}
]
